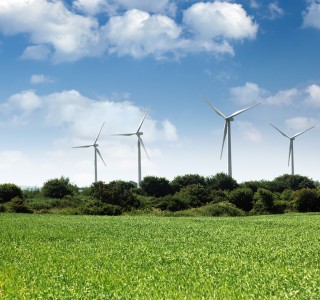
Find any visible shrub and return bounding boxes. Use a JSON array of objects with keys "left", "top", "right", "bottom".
[
  {"left": 174, "top": 184, "right": 212, "bottom": 208},
  {"left": 171, "top": 174, "right": 206, "bottom": 192},
  {"left": 140, "top": 176, "right": 173, "bottom": 197},
  {"left": 251, "top": 188, "right": 275, "bottom": 214},
  {"left": 6, "top": 197, "right": 33, "bottom": 213},
  {"left": 293, "top": 189, "right": 320, "bottom": 212},
  {"left": 206, "top": 173, "right": 238, "bottom": 191},
  {"left": 79, "top": 200, "right": 122, "bottom": 216},
  {"left": 228, "top": 187, "right": 254, "bottom": 211},
  {"left": 0, "top": 183, "right": 23, "bottom": 203},
  {"left": 154, "top": 195, "right": 189, "bottom": 212},
  {"left": 210, "top": 190, "right": 228, "bottom": 203},
  {"left": 42, "top": 177, "right": 76, "bottom": 199}
]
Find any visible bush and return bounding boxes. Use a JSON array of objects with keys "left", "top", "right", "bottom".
[
  {"left": 0, "top": 183, "right": 23, "bottom": 203},
  {"left": 206, "top": 173, "right": 238, "bottom": 191},
  {"left": 174, "top": 184, "right": 212, "bottom": 208},
  {"left": 171, "top": 174, "right": 206, "bottom": 192},
  {"left": 79, "top": 200, "right": 122, "bottom": 216},
  {"left": 175, "top": 202, "right": 245, "bottom": 217},
  {"left": 140, "top": 176, "right": 173, "bottom": 197},
  {"left": 154, "top": 195, "right": 189, "bottom": 212},
  {"left": 293, "top": 189, "right": 320, "bottom": 212},
  {"left": 210, "top": 190, "right": 228, "bottom": 203},
  {"left": 6, "top": 197, "right": 33, "bottom": 213},
  {"left": 228, "top": 187, "right": 254, "bottom": 212},
  {"left": 251, "top": 188, "right": 275, "bottom": 214},
  {"left": 89, "top": 180, "right": 140, "bottom": 211},
  {"left": 42, "top": 177, "right": 76, "bottom": 199}
]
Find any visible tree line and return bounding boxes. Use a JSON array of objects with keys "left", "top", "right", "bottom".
[{"left": 1, "top": 173, "right": 320, "bottom": 216}]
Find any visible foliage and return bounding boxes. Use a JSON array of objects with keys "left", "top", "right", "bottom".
[
  {"left": 23, "top": 187, "right": 41, "bottom": 199},
  {"left": 42, "top": 177, "right": 76, "bottom": 199},
  {"left": 206, "top": 172, "right": 238, "bottom": 191},
  {"left": 293, "top": 188, "right": 320, "bottom": 212},
  {"left": 271, "top": 174, "right": 316, "bottom": 192},
  {"left": 6, "top": 197, "right": 33, "bottom": 213},
  {"left": 251, "top": 188, "right": 275, "bottom": 214},
  {"left": 0, "top": 183, "right": 23, "bottom": 203},
  {"left": 89, "top": 180, "right": 139, "bottom": 211},
  {"left": 210, "top": 190, "right": 228, "bottom": 203},
  {"left": 174, "top": 184, "right": 212, "bottom": 208},
  {"left": 79, "top": 200, "right": 122, "bottom": 215},
  {"left": 140, "top": 176, "right": 173, "bottom": 197},
  {"left": 171, "top": 174, "right": 206, "bottom": 192},
  {"left": 228, "top": 187, "right": 254, "bottom": 212},
  {"left": 154, "top": 195, "right": 190, "bottom": 212}
]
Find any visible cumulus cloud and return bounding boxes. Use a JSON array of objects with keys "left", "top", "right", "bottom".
[
  {"left": 302, "top": 1, "right": 320, "bottom": 30},
  {"left": 305, "top": 84, "right": 320, "bottom": 106},
  {"left": 103, "top": 9, "right": 182, "bottom": 58},
  {"left": 230, "top": 82, "right": 299, "bottom": 106},
  {"left": 0, "top": 0, "right": 259, "bottom": 62},
  {"left": 285, "top": 117, "right": 316, "bottom": 131}
]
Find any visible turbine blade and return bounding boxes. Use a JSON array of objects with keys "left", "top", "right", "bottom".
[
  {"left": 292, "top": 125, "right": 315, "bottom": 139},
  {"left": 137, "top": 107, "right": 150, "bottom": 133},
  {"left": 96, "top": 148, "right": 106, "bottom": 166},
  {"left": 220, "top": 121, "right": 228, "bottom": 159},
  {"left": 138, "top": 136, "right": 150, "bottom": 160},
  {"left": 229, "top": 103, "right": 260, "bottom": 118},
  {"left": 270, "top": 124, "right": 290, "bottom": 139},
  {"left": 94, "top": 122, "right": 105, "bottom": 144},
  {"left": 288, "top": 140, "right": 293, "bottom": 166},
  {"left": 202, "top": 97, "right": 226, "bottom": 119},
  {"left": 72, "top": 145, "right": 92, "bottom": 148},
  {"left": 111, "top": 133, "right": 135, "bottom": 136}
]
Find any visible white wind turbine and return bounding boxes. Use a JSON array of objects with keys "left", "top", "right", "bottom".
[
  {"left": 205, "top": 99, "right": 260, "bottom": 177},
  {"left": 270, "top": 123, "right": 315, "bottom": 175},
  {"left": 112, "top": 108, "right": 150, "bottom": 187},
  {"left": 73, "top": 122, "right": 106, "bottom": 183}
]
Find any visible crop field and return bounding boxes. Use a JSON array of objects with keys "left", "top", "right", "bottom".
[{"left": 1, "top": 214, "right": 320, "bottom": 299}]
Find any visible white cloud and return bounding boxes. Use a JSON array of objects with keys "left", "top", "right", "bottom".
[
  {"left": 3, "top": 90, "right": 42, "bottom": 114},
  {"left": 303, "top": 1, "right": 320, "bottom": 30},
  {"left": 267, "top": 2, "right": 284, "bottom": 19},
  {"left": 0, "top": 0, "right": 259, "bottom": 61},
  {"left": 30, "top": 74, "right": 54, "bottom": 84},
  {"left": 183, "top": 2, "right": 258, "bottom": 40},
  {"left": 230, "top": 82, "right": 267, "bottom": 105},
  {"left": 103, "top": 9, "right": 181, "bottom": 58},
  {"left": 305, "top": 84, "right": 320, "bottom": 106},
  {"left": 285, "top": 117, "right": 317, "bottom": 131},
  {"left": 237, "top": 121, "right": 262, "bottom": 142},
  {"left": 265, "top": 89, "right": 299, "bottom": 105}
]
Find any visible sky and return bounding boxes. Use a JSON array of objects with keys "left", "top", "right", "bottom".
[{"left": 0, "top": 0, "right": 320, "bottom": 187}]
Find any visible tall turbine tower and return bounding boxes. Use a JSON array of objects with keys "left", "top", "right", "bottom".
[
  {"left": 206, "top": 100, "right": 260, "bottom": 177},
  {"left": 73, "top": 122, "right": 106, "bottom": 183},
  {"left": 112, "top": 108, "right": 150, "bottom": 187},
  {"left": 270, "top": 124, "right": 315, "bottom": 175}
]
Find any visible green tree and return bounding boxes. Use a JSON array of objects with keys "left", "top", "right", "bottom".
[
  {"left": 206, "top": 173, "right": 238, "bottom": 191},
  {"left": 0, "top": 183, "right": 23, "bottom": 203},
  {"left": 252, "top": 188, "right": 275, "bottom": 214},
  {"left": 271, "top": 174, "right": 316, "bottom": 192},
  {"left": 174, "top": 184, "right": 212, "bottom": 208},
  {"left": 6, "top": 197, "right": 33, "bottom": 213},
  {"left": 42, "top": 177, "right": 76, "bottom": 199},
  {"left": 171, "top": 174, "right": 206, "bottom": 192},
  {"left": 140, "top": 176, "right": 173, "bottom": 197},
  {"left": 89, "top": 180, "right": 139, "bottom": 211},
  {"left": 229, "top": 187, "right": 254, "bottom": 212},
  {"left": 293, "top": 189, "right": 320, "bottom": 212}
]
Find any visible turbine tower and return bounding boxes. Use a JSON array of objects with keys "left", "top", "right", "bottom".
[
  {"left": 73, "top": 122, "right": 106, "bottom": 183},
  {"left": 206, "top": 99, "right": 260, "bottom": 177},
  {"left": 112, "top": 108, "right": 150, "bottom": 187},
  {"left": 270, "top": 124, "right": 315, "bottom": 175}
]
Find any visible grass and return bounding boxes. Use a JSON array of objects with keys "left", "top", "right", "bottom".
[{"left": 1, "top": 213, "right": 320, "bottom": 299}]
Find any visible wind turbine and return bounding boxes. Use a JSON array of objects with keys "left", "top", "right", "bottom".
[
  {"left": 112, "top": 108, "right": 150, "bottom": 187},
  {"left": 73, "top": 122, "right": 106, "bottom": 183},
  {"left": 205, "top": 98, "right": 260, "bottom": 177},
  {"left": 270, "top": 123, "right": 315, "bottom": 175}
]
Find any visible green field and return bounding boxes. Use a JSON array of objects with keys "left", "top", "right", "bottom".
[{"left": 1, "top": 214, "right": 320, "bottom": 299}]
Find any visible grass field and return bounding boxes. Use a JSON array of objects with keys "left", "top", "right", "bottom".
[{"left": 1, "top": 213, "right": 320, "bottom": 299}]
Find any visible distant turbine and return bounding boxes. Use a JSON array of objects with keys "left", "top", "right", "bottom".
[
  {"left": 205, "top": 98, "right": 260, "bottom": 177},
  {"left": 73, "top": 122, "right": 106, "bottom": 183},
  {"left": 270, "top": 123, "right": 315, "bottom": 175},
  {"left": 112, "top": 108, "right": 150, "bottom": 187}
]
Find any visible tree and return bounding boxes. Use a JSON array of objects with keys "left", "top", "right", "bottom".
[
  {"left": 174, "top": 184, "right": 212, "bottom": 208},
  {"left": 252, "top": 188, "right": 275, "bottom": 214},
  {"left": 0, "top": 183, "right": 23, "bottom": 203},
  {"left": 171, "top": 174, "right": 206, "bottom": 192},
  {"left": 42, "top": 177, "right": 76, "bottom": 199},
  {"left": 271, "top": 174, "right": 316, "bottom": 192},
  {"left": 206, "top": 173, "right": 238, "bottom": 191},
  {"left": 229, "top": 187, "right": 254, "bottom": 212},
  {"left": 89, "top": 180, "right": 139, "bottom": 210},
  {"left": 293, "top": 189, "right": 320, "bottom": 212},
  {"left": 140, "top": 176, "right": 173, "bottom": 197}
]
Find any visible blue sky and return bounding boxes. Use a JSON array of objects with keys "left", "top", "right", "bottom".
[{"left": 1, "top": 0, "right": 320, "bottom": 187}]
